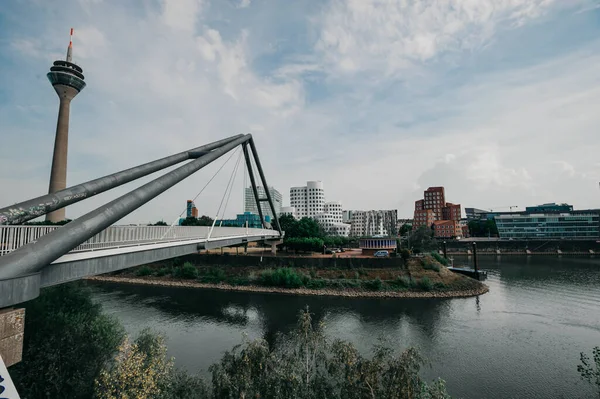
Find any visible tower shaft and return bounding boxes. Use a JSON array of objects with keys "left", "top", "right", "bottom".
[{"left": 46, "top": 85, "right": 78, "bottom": 222}]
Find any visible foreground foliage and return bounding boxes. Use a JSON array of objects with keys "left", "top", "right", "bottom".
[
  {"left": 10, "top": 283, "right": 126, "bottom": 399},
  {"left": 577, "top": 346, "right": 600, "bottom": 398}
]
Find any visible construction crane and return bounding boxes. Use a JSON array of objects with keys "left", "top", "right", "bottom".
[{"left": 487, "top": 205, "right": 518, "bottom": 212}]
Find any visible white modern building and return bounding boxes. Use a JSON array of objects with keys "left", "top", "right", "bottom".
[
  {"left": 280, "top": 206, "right": 297, "bottom": 219},
  {"left": 314, "top": 201, "right": 350, "bottom": 236},
  {"left": 244, "top": 186, "right": 282, "bottom": 219},
  {"left": 290, "top": 181, "right": 324, "bottom": 218},
  {"left": 350, "top": 210, "right": 398, "bottom": 237}
]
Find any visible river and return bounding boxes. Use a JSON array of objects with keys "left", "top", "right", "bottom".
[{"left": 89, "top": 256, "right": 600, "bottom": 399}]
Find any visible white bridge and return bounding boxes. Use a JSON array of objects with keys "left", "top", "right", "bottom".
[{"left": 0, "top": 224, "right": 279, "bottom": 291}]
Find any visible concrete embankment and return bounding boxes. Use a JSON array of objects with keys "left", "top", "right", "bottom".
[{"left": 86, "top": 275, "right": 489, "bottom": 299}]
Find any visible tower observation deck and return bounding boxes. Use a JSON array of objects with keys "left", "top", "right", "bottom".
[{"left": 45, "top": 29, "right": 86, "bottom": 223}]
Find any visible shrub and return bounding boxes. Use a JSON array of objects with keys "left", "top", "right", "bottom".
[
  {"left": 423, "top": 261, "right": 441, "bottom": 272},
  {"left": 400, "top": 249, "right": 411, "bottom": 262},
  {"left": 155, "top": 267, "right": 170, "bottom": 277},
  {"left": 418, "top": 277, "right": 433, "bottom": 291},
  {"left": 430, "top": 252, "right": 449, "bottom": 266},
  {"left": 229, "top": 277, "right": 251, "bottom": 286},
  {"left": 135, "top": 266, "right": 152, "bottom": 277},
  {"left": 306, "top": 278, "right": 328, "bottom": 289},
  {"left": 389, "top": 276, "right": 413, "bottom": 289},
  {"left": 363, "top": 277, "right": 383, "bottom": 291},
  {"left": 309, "top": 268, "right": 317, "bottom": 279},
  {"left": 259, "top": 268, "right": 305, "bottom": 288},
  {"left": 172, "top": 257, "right": 184, "bottom": 267},
  {"left": 354, "top": 271, "right": 360, "bottom": 280},
  {"left": 174, "top": 262, "right": 198, "bottom": 279}
]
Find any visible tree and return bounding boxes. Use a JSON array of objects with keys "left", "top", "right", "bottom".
[
  {"left": 95, "top": 330, "right": 173, "bottom": 399},
  {"left": 152, "top": 221, "right": 168, "bottom": 226},
  {"left": 279, "top": 214, "right": 298, "bottom": 237},
  {"left": 467, "top": 219, "right": 498, "bottom": 238},
  {"left": 399, "top": 223, "right": 413, "bottom": 236},
  {"left": 295, "top": 217, "right": 325, "bottom": 239},
  {"left": 10, "top": 283, "right": 126, "bottom": 399},
  {"left": 409, "top": 226, "right": 437, "bottom": 253},
  {"left": 180, "top": 215, "right": 214, "bottom": 227},
  {"left": 577, "top": 346, "right": 600, "bottom": 398}
]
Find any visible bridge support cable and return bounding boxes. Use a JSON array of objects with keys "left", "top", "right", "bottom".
[
  {"left": 208, "top": 150, "right": 243, "bottom": 239},
  {"left": 0, "top": 134, "right": 244, "bottom": 225},
  {"left": 0, "top": 134, "right": 251, "bottom": 281},
  {"left": 160, "top": 146, "right": 241, "bottom": 239}
]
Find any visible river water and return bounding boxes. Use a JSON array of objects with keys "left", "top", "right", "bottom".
[{"left": 89, "top": 256, "right": 600, "bottom": 399}]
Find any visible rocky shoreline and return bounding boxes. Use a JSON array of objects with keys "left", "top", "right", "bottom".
[{"left": 86, "top": 275, "right": 489, "bottom": 299}]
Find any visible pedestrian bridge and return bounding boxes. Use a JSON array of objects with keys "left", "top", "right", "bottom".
[
  {"left": 0, "top": 134, "right": 282, "bottom": 308},
  {"left": 0, "top": 224, "right": 278, "bottom": 299}
]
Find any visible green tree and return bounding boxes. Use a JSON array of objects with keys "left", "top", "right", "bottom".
[
  {"left": 279, "top": 214, "right": 298, "bottom": 237},
  {"left": 400, "top": 223, "right": 413, "bottom": 236},
  {"left": 10, "top": 283, "right": 126, "bottom": 399},
  {"left": 467, "top": 219, "right": 498, "bottom": 237},
  {"left": 409, "top": 226, "right": 437, "bottom": 253},
  {"left": 295, "top": 217, "right": 325, "bottom": 239},
  {"left": 577, "top": 346, "right": 600, "bottom": 398},
  {"left": 152, "top": 221, "right": 168, "bottom": 226},
  {"left": 180, "top": 215, "right": 214, "bottom": 226}
]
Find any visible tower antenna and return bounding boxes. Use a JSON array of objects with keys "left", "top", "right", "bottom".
[{"left": 66, "top": 28, "right": 74, "bottom": 62}]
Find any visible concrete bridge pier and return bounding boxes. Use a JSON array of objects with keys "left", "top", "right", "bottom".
[
  {"left": 265, "top": 239, "right": 283, "bottom": 255},
  {"left": 0, "top": 307, "right": 25, "bottom": 367}
]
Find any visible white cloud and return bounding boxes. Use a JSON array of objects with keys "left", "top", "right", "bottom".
[
  {"left": 162, "top": 0, "right": 203, "bottom": 32},
  {"left": 238, "top": 0, "right": 251, "bottom": 8},
  {"left": 314, "top": 0, "right": 585, "bottom": 76}
]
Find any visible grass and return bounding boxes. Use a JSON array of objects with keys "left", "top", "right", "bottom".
[
  {"left": 135, "top": 266, "right": 152, "bottom": 277},
  {"left": 430, "top": 252, "right": 449, "bottom": 266},
  {"left": 259, "top": 268, "right": 305, "bottom": 288},
  {"left": 418, "top": 277, "right": 433, "bottom": 291}
]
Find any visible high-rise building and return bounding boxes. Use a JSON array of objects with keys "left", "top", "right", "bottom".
[
  {"left": 46, "top": 29, "right": 86, "bottom": 222},
  {"left": 244, "top": 186, "right": 282, "bottom": 219},
  {"left": 280, "top": 206, "right": 297, "bottom": 219},
  {"left": 349, "top": 210, "right": 398, "bottom": 237},
  {"left": 413, "top": 186, "right": 462, "bottom": 237},
  {"left": 289, "top": 181, "right": 324, "bottom": 218}
]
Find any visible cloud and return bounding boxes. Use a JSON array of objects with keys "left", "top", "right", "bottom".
[
  {"left": 314, "top": 0, "right": 587, "bottom": 76},
  {"left": 162, "top": 0, "right": 203, "bottom": 32},
  {"left": 238, "top": 0, "right": 251, "bottom": 8},
  {"left": 1, "top": 0, "right": 599, "bottom": 225}
]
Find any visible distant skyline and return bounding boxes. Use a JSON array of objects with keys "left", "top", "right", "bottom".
[{"left": 1, "top": 0, "right": 600, "bottom": 224}]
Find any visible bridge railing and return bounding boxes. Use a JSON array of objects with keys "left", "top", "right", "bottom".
[{"left": 0, "top": 225, "right": 278, "bottom": 256}]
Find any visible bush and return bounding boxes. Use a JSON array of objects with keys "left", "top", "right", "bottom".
[
  {"left": 174, "top": 262, "right": 198, "bottom": 279},
  {"left": 259, "top": 267, "right": 305, "bottom": 288},
  {"left": 388, "top": 276, "right": 413, "bottom": 289},
  {"left": 400, "top": 249, "right": 411, "bottom": 262},
  {"left": 173, "top": 257, "right": 184, "bottom": 267},
  {"left": 306, "top": 278, "right": 328, "bottom": 289},
  {"left": 418, "top": 277, "right": 433, "bottom": 291},
  {"left": 10, "top": 283, "right": 126, "bottom": 399},
  {"left": 156, "top": 267, "right": 170, "bottom": 277},
  {"left": 423, "top": 260, "right": 441, "bottom": 272},
  {"left": 135, "top": 266, "right": 153, "bottom": 277},
  {"left": 363, "top": 277, "right": 383, "bottom": 291},
  {"left": 430, "top": 252, "right": 449, "bottom": 266}
]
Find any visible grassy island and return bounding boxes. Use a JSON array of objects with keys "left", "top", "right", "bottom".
[{"left": 90, "top": 254, "right": 488, "bottom": 299}]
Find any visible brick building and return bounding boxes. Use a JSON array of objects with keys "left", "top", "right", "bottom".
[{"left": 413, "top": 186, "right": 463, "bottom": 238}]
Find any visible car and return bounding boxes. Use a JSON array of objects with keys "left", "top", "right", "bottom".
[{"left": 374, "top": 250, "right": 389, "bottom": 258}]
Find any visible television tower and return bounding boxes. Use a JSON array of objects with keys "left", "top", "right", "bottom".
[{"left": 46, "top": 28, "right": 86, "bottom": 222}]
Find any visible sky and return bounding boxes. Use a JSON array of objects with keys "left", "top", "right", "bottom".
[{"left": 1, "top": 0, "right": 600, "bottom": 224}]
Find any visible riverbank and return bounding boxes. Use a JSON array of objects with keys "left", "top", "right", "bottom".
[{"left": 86, "top": 275, "right": 489, "bottom": 298}]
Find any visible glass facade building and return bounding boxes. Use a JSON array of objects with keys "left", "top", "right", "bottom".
[{"left": 495, "top": 210, "right": 600, "bottom": 239}]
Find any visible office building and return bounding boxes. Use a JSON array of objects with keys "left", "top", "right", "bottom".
[
  {"left": 495, "top": 205, "right": 600, "bottom": 239},
  {"left": 216, "top": 212, "right": 271, "bottom": 229},
  {"left": 280, "top": 206, "right": 297, "bottom": 219},
  {"left": 413, "top": 186, "right": 463, "bottom": 237},
  {"left": 290, "top": 181, "right": 324, "bottom": 218},
  {"left": 465, "top": 208, "right": 490, "bottom": 221},
  {"left": 46, "top": 29, "right": 86, "bottom": 222},
  {"left": 350, "top": 210, "right": 398, "bottom": 237},
  {"left": 433, "top": 220, "right": 462, "bottom": 238},
  {"left": 314, "top": 202, "right": 350, "bottom": 236},
  {"left": 244, "top": 186, "right": 282, "bottom": 219},
  {"left": 186, "top": 200, "right": 198, "bottom": 218}
]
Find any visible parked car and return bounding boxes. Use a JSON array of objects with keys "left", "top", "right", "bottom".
[{"left": 374, "top": 250, "right": 389, "bottom": 258}]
